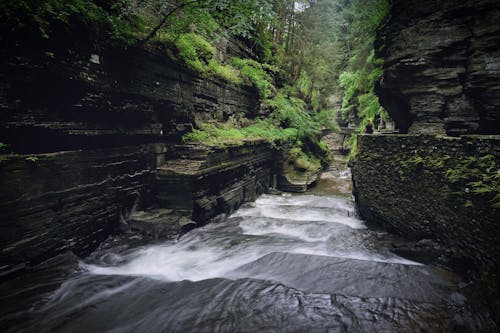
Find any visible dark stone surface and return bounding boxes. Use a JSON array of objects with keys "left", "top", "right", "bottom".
[
  {"left": 0, "top": 36, "right": 264, "bottom": 274},
  {"left": 351, "top": 134, "right": 500, "bottom": 272},
  {"left": 0, "top": 45, "right": 259, "bottom": 154},
  {"left": 125, "top": 209, "right": 195, "bottom": 241},
  {"left": 156, "top": 141, "right": 275, "bottom": 222},
  {"left": 0, "top": 144, "right": 159, "bottom": 277},
  {"left": 376, "top": 0, "right": 500, "bottom": 135}
]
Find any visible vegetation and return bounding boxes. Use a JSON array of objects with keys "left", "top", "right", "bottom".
[
  {"left": 396, "top": 150, "right": 500, "bottom": 209},
  {"left": 337, "top": 0, "right": 389, "bottom": 123},
  {"left": 1, "top": 0, "right": 392, "bottom": 167},
  {"left": 182, "top": 90, "right": 337, "bottom": 170},
  {"left": 174, "top": 33, "right": 215, "bottom": 74},
  {"left": 232, "top": 57, "right": 274, "bottom": 98},
  {"left": 445, "top": 154, "right": 500, "bottom": 208},
  {"left": 0, "top": 0, "right": 141, "bottom": 43},
  {"left": 0, "top": 142, "right": 8, "bottom": 153}
]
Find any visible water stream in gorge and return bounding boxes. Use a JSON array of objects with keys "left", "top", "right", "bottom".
[{"left": 1, "top": 161, "right": 495, "bottom": 332}]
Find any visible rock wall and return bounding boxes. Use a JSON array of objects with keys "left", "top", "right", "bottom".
[
  {"left": 0, "top": 145, "right": 159, "bottom": 274},
  {"left": 0, "top": 44, "right": 259, "bottom": 154},
  {"left": 0, "top": 41, "right": 266, "bottom": 276},
  {"left": 376, "top": 0, "right": 500, "bottom": 135},
  {"left": 156, "top": 142, "right": 275, "bottom": 222},
  {"left": 351, "top": 134, "right": 500, "bottom": 271}
]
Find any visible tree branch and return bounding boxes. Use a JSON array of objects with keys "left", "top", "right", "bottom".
[{"left": 136, "top": 0, "right": 200, "bottom": 47}]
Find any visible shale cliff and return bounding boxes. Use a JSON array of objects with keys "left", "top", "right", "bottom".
[
  {"left": 352, "top": 135, "right": 499, "bottom": 269},
  {"left": 0, "top": 37, "right": 274, "bottom": 276},
  {"left": 353, "top": 0, "right": 500, "bottom": 320},
  {"left": 376, "top": 0, "right": 500, "bottom": 135}
]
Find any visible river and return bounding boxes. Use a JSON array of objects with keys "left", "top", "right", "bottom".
[{"left": 1, "top": 161, "right": 495, "bottom": 332}]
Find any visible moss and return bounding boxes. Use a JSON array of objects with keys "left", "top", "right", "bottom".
[
  {"left": 207, "top": 60, "right": 242, "bottom": 84},
  {"left": 231, "top": 57, "right": 273, "bottom": 99},
  {"left": 174, "top": 33, "right": 215, "bottom": 75},
  {"left": 286, "top": 147, "right": 321, "bottom": 173},
  {"left": 182, "top": 123, "right": 245, "bottom": 146},
  {"left": 393, "top": 148, "right": 499, "bottom": 208},
  {"left": 445, "top": 154, "right": 499, "bottom": 208},
  {"left": 182, "top": 120, "right": 300, "bottom": 147}
]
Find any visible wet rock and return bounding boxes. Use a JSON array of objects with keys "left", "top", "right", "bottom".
[
  {"left": 125, "top": 209, "right": 193, "bottom": 241},
  {"left": 156, "top": 141, "right": 275, "bottom": 222},
  {"left": 277, "top": 152, "right": 321, "bottom": 193},
  {"left": 376, "top": 0, "right": 500, "bottom": 135},
  {"left": 391, "top": 238, "right": 445, "bottom": 265},
  {"left": 351, "top": 134, "right": 500, "bottom": 272},
  {"left": 0, "top": 33, "right": 262, "bottom": 273},
  {"left": 0, "top": 146, "right": 158, "bottom": 275}
]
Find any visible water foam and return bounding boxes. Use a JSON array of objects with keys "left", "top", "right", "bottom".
[
  {"left": 85, "top": 193, "right": 421, "bottom": 282},
  {"left": 233, "top": 204, "right": 364, "bottom": 229}
]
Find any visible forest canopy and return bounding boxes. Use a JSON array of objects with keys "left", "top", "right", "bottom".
[{"left": 1, "top": 0, "right": 390, "bottom": 166}]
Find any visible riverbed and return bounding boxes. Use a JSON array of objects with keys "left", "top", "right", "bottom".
[{"left": 0, "top": 162, "right": 495, "bottom": 332}]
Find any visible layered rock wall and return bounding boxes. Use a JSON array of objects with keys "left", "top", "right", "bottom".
[
  {"left": 0, "top": 45, "right": 259, "bottom": 153},
  {"left": 157, "top": 142, "right": 275, "bottom": 222},
  {"left": 0, "top": 145, "right": 159, "bottom": 272},
  {"left": 376, "top": 0, "right": 500, "bottom": 135},
  {"left": 0, "top": 41, "right": 266, "bottom": 275},
  {"left": 351, "top": 134, "right": 500, "bottom": 270}
]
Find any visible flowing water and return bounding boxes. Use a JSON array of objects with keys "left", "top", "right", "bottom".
[{"left": 1, "top": 163, "right": 495, "bottom": 332}]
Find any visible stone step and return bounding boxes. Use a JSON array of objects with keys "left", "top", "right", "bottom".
[
  {"left": 226, "top": 252, "right": 458, "bottom": 303},
  {"left": 154, "top": 142, "right": 275, "bottom": 222}
]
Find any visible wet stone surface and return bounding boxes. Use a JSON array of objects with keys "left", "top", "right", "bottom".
[{"left": 0, "top": 163, "right": 496, "bottom": 332}]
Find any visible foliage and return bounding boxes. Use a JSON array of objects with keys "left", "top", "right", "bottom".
[
  {"left": 313, "top": 109, "right": 339, "bottom": 131},
  {"left": 25, "top": 156, "right": 39, "bottom": 164},
  {"left": 208, "top": 60, "right": 242, "bottom": 84},
  {"left": 183, "top": 85, "right": 336, "bottom": 168},
  {"left": 241, "top": 120, "right": 299, "bottom": 143},
  {"left": 0, "top": 0, "right": 141, "bottom": 43},
  {"left": 0, "top": 142, "right": 8, "bottom": 153},
  {"left": 4, "top": 0, "right": 342, "bottom": 172},
  {"left": 445, "top": 154, "right": 500, "bottom": 208},
  {"left": 182, "top": 123, "right": 245, "bottom": 146},
  {"left": 339, "top": 50, "right": 385, "bottom": 120},
  {"left": 232, "top": 57, "right": 273, "bottom": 98},
  {"left": 182, "top": 120, "right": 297, "bottom": 147},
  {"left": 174, "top": 32, "right": 215, "bottom": 74},
  {"left": 265, "top": 93, "right": 316, "bottom": 135},
  {"left": 347, "top": 134, "right": 358, "bottom": 160},
  {"left": 335, "top": 0, "right": 390, "bottom": 130},
  {"left": 287, "top": 147, "right": 321, "bottom": 172}
]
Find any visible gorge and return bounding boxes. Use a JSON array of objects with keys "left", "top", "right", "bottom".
[{"left": 1, "top": 0, "right": 499, "bottom": 332}]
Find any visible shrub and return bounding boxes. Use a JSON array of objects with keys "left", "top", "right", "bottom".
[{"left": 265, "top": 93, "right": 320, "bottom": 137}]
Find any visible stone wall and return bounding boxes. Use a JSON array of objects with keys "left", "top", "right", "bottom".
[
  {"left": 351, "top": 134, "right": 500, "bottom": 270},
  {"left": 376, "top": 0, "right": 500, "bottom": 135}
]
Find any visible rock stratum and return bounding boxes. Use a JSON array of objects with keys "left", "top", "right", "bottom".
[
  {"left": 376, "top": 0, "right": 500, "bottom": 135},
  {"left": 0, "top": 38, "right": 275, "bottom": 277}
]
